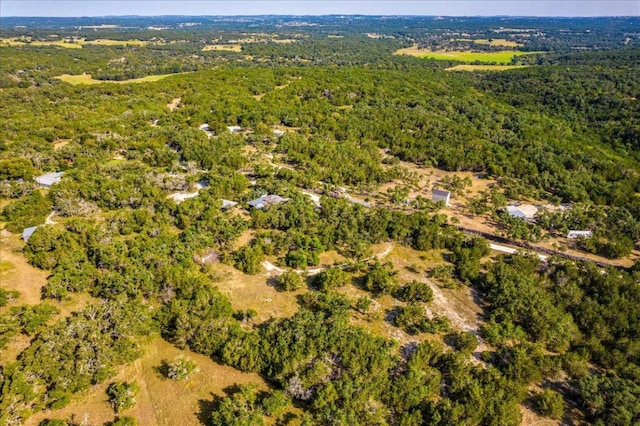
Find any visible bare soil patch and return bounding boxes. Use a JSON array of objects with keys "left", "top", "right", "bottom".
[
  {"left": 0, "top": 234, "right": 49, "bottom": 308},
  {"left": 167, "top": 97, "right": 181, "bottom": 111}
]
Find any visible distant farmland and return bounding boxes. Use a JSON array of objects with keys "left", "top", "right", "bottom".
[{"left": 395, "top": 46, "right": 538, "bottom": 64}]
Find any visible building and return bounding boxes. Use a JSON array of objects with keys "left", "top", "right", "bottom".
[
  {"left": 22, "top": 226, "right": 38, "bottom": 242},
  {"left": 221, "top": 199, "right": 238, "bottom": 209},
  {"left": 505, "top": 204, "right": 538, "bottom": 222},
  {"left": 247, "top": 194, "right": 289, "bottom": 210},
  {"left": 35, "top": 171, "right": 64, "bottom": 188},
  {"left": 432, "top": 189, "right": 451, "bottom": 207},
  {"left": 567, "top": 230, "right": 592, "bottom": 239},
  {"left": 227, "top": 126, "right": 243, "bottom": 133}
]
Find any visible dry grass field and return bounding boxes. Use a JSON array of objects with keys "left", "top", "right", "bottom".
[
  {"left": 55, "top": 73, "right": 183, "bottom": 85},
  {"left": 0, "top": 37, "right": 146, "bottom": 48},
  {"left": 26, "top": 335, "right": 268, "bottom": 426},
  {"left": 201, "top": 44, "right": 242, "bottom": 52}
]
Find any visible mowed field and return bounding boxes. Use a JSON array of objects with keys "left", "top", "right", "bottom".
[
  {"left": 55, "top": 73, "right": 183, "bottom": 85},
  {"left": 395, "top": 45, "right": 538, "bottom": 64}
]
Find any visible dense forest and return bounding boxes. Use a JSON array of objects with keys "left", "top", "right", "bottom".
[{"left": 0, "top": 15, "right": 639, "bottom": 426}]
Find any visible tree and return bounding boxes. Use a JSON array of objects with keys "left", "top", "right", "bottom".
[
  {"left": 363, "top": 261, "right": 399, "bottom": 296},
  {"left": 106, "top": 382, "right": 139, "bottom": 413},
  {"left": 397, "top": 280, "right": 434, "bottom": 303},
  {"left": 277, "top": 269, "right": 304, "bottom": 291},
  {"left": 165, "top": 356, "right": 199, "bottom": 381},
  {"left": 314, "top": 267, "right": 350, "bottom": 291},
  {"left": 531, "top": 389, "right": 564, "bottom": 420}
]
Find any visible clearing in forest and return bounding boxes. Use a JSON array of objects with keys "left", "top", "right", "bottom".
[
  {"left": 446, "top": 64, "right": 529, "bottom": 72},
  {"left": 394, "top": 45, "right": 538, "bottom": 64},
  {"left": 55, "top": 73, "right": 185, "bottom": 85},
  {"left": 202, "top": 44, "right": 242, "bottom": 52},
  {"left": 457, "top": 38, "right": 523, "bottom": 47},
  {"left": 25, "top": 336, "right": 268, "bottom": 426}
]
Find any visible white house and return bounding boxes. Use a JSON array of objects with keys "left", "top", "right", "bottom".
[
  {"left": 506, "top": 204, "right": 538, "bottom": 221},
  {"left": 567, "top": 230, "right": 592, "bottom": 239},
  {"left": 22, "top": 226, "right": 38, "bottom": 242},
  {"left": 432, "top": 189, "right": 451, "bottom": 207},
  {"left": 227, "top": 126, "right": 243, "bottom": 133},
  {"left": 247, "top": 194, "right": 289, "bottom": 210},
  {"left": 35, "top": 171, "right": 64, "bottom": 188}
]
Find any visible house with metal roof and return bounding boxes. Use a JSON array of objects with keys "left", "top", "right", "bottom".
[
  {"left": 34, "top": 171, "right": 64, "bottom": 188},
  {"left": 567, "top": 230, "right": 592, "bottom": 239},
  {"left": 22, "top": 226, "right": 38, "bottom": 242},
  {"left": 247, "top": 194, "right": 289, "bottom": 210}
]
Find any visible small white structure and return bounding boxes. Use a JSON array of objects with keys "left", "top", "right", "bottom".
[
  {"left": 567, "top": 230, "right": 592, "bottom": 239},
  {"left": 199, "top": 123, "right": 214, "bottom": 137},
  {"left": 272, "top": 129, "right": 285, "bottom": 137},
  {"left": 221, "top": 199, "right": 238, "bottom": 209},
  {"left": 432, "top": 189, "right": 451, "bottom": 207},
  {"left": 227, "top": 126, "right": 242, "bottom": 133},
  {"left": 247, "top": 194, "right": 289, "bottom": 210},
  {"left": 22, "top": 226, "right": 38, "bottom": 242},
  {"left": 35, "top": 172, "right": 64, "bottom": 188}
]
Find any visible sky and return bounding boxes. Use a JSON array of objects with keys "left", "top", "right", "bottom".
[{"left": 1, "top": 0, "right": 638, "bottom": 18}]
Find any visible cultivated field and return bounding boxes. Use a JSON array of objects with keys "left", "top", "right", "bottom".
[{"left": 395, "top": 45, "right": 538, "bottom": 64}]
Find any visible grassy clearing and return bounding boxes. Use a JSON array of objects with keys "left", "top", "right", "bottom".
[
  {"left": 55, "top": 73, "right": 183, "bottom": 85},
  {"left": 202, "top": 44, "right": 242, "bottom": 52},
  {"left": 26, "top": 335, "right": 268, "bottom": 426},
  {"left": 470, "top": 38, "right": 522, "bottom": 47},
  {"left": 84, "top": 39, "right": 146, "bottom": 46},
  {"left": 206, "top": 261, "right": 302, "bottom": 323},
  {"left": 0, "top": 37, "right": 146, "bottom": 48},
  {"left": 0, "top": 260, "right": 14, "bottom": 273},
  {"left": 446, "top": 64, "right": 529, "bottom": 72},
  {"left": 394, "top": 45, "right": 538, "bottom": 64},
  {"left": 0, "top": 233, "right": 49, "bottom": 308}
]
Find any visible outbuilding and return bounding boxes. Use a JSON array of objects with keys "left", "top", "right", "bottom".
[
  {"left": 567, "top": 230, "right": 592, "bottom": 239},
  {"left": 35, "top": 171, "right": 64, "bottom": 188},
  {"left": 247, "top": 194, "right": 289, "bottom": 210},
  {"left": 22, "top": 226, "right": 38, "bottom": 242},
  {"left": 432, "top": 189, "right": 451, "bottom": 207}
]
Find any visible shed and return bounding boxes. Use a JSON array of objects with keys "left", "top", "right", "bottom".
[
  {"left": 221, "top": 199, "right": 238, "bottom": 209},
  {"left": 432, "top": 189, "right": 451, "bottom": 207},
  {"left": 567, "top": 230, "right": 592, "bottom": 239},
  {"left": 227, "top": 126, "right": 243, "bottom": 133},
  {"left": 247, "top": 194, "right": 289, "bottom": 210},
  {"left": 35, "top": 171, "right": 64, "bottom": 188},
  {"left": 22, "top": 226, "right": 38, "bottom": 242},
  {"left": 506, "top": 204, "right": 538, "bottom": 221}
]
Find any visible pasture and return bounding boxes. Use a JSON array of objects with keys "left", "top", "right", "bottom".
[
  {"left": 202, "top": 44, "right": 242, "bottom": 52},
  {"left": 395, "top": 45, "right": 537, "bottom": 64},
  {"left": 55, "top": 73, "right": 181, "bottom": 85}
]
